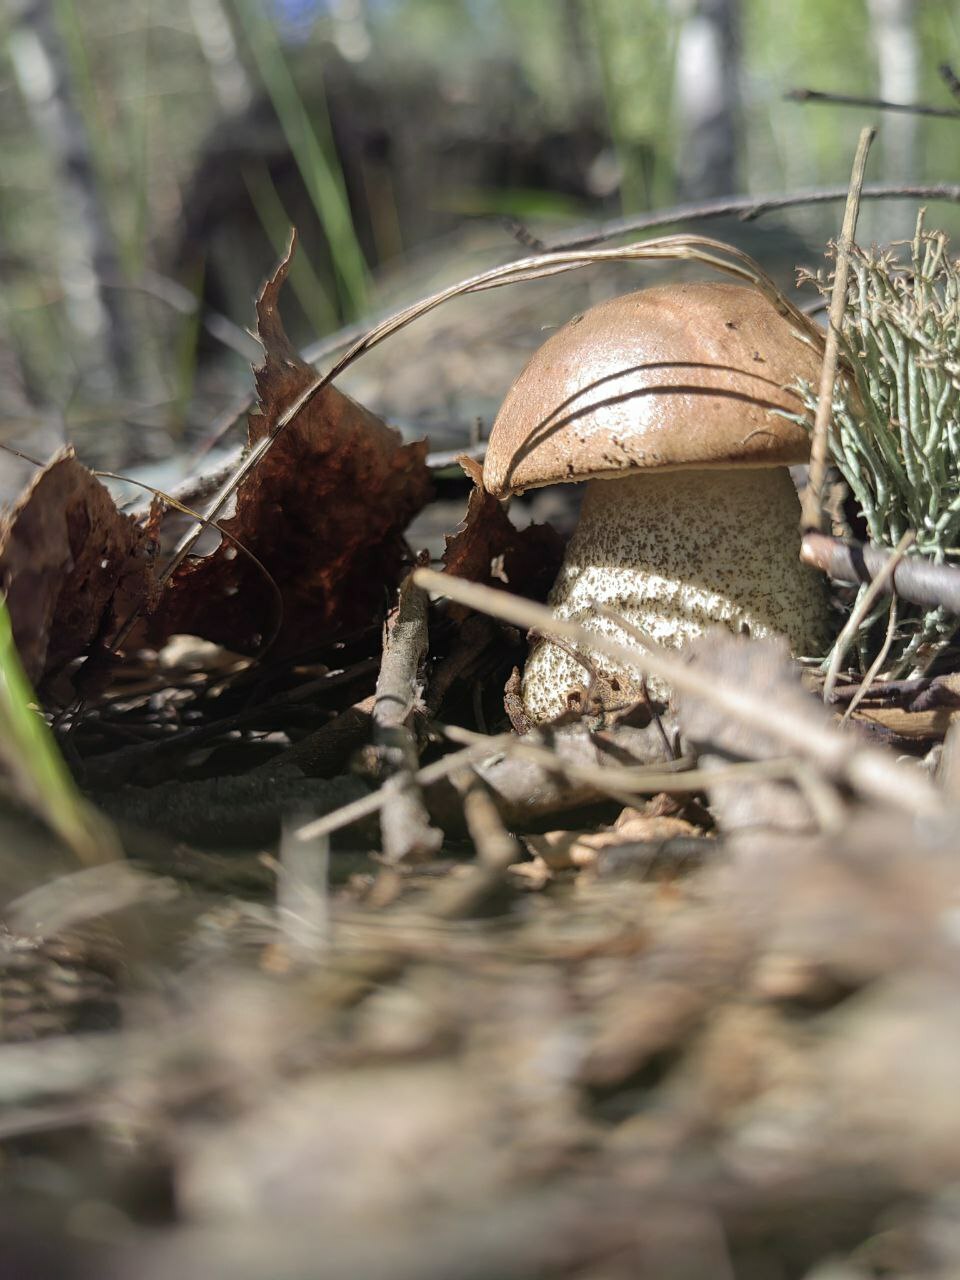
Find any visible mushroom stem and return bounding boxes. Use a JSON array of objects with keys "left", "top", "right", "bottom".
[{"left": 521, "top": 467, "right": 832, "bottom": 722}]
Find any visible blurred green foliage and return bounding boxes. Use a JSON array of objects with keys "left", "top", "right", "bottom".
[
  {"left": 0, "top": 596, "right": 117, "bottom": 865},
  {"left": 0, "top": 0, "right": 959, "bottom": 471}
]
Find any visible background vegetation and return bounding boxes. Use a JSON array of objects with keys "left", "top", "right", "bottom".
[{"left": 2, "top": 0, "right": 959, "bottom": 488}]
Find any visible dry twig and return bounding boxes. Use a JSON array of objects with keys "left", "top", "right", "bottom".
[
  {"left": 426, "top": 772, "right": 523, "bottom": 919},
  {"left": 786, "top": 86, "right": 960, "bottom": 120},
  {"left": 373, "top": 568, "right": 442, "bottom": 864},
  {"left": 294, "top": 736, "right": 516, "bottom": 843},
  {"left": 801, "top": 532, "right": 960, "bottom": 615},
  {"left": 440, "top": 723, "right": 798, "bottom": 802},
  {"left": 544, "top": 184, "right": 960, "bottom": 252},
  {"left": 294, "top": 716, "right": 680, "bottom": 845},
  {"left": 428, "top": 720, "right": 682, "bottom": 828}
]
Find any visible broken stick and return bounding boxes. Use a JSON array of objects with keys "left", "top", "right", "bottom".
[{"left": 373, "top": 567, "right": 443, "bottom": 863}]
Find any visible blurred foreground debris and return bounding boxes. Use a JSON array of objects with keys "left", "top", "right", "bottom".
[{"left": 4, "top": 696, "right": 960, "bottom": 1277}]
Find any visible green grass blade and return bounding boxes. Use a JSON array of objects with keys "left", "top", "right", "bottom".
[
  {"left": 0, "top": 599, "right": 117, "bottom": 866},
  {"left": 233, "top": 0, "right": 368, "bottom": 319}
]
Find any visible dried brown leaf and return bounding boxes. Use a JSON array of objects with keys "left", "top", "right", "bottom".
[
  {"left": 148, "top": 236, "right": 432, "bottom": 655},
  {"left": 0, "top": 449, "right": 156, "bottom": 685},
  {"left": 442, "top": 457, "right": 563, "bottom": 605}
]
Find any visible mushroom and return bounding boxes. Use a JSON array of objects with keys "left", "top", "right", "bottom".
[{"left": 482, "top": 281, "right": 833, "bottom": 722}]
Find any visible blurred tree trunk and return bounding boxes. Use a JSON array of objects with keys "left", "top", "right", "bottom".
[
  {"left": 867, "top": 0, "right": 918, "bottom": 237},
  {"left": 0, "top": 321, "right": 64, "bottom": 508},
  {"left": 672, "top": 0, "right": 741, "bottom": 199},
  {"left": 561, "top": 0, "right": 593, "bottom": 111},
  {"left": 188, "top": 0, "right": 253, "bottom": 114},
  {"left": 7, "top": 0, "right": 135, "bottom": 396}
]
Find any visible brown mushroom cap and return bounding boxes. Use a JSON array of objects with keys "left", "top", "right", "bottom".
[{"left": 483, "top": 282, "right": 823, "bottom": 497}]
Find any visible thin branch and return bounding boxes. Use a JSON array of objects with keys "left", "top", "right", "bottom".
[
  {"left": 425, "top": 771, "right": 524, "bottom": 919},
  {"left": 372, "top": 567, "right": 442, "bottom": 864},
  {"left": 801, "top": 533, "right": 960, "bottom": 614},
  {"left": 802, "top": 126, "right": 875, "bottom": 533},
  {"left": 786, "top": 86, "right": 960, "bottom": 120},
  {"left": 294, "top": 736, "right": 516, "bottom": 842},
  {"left": 543, "top": 184, "right": 960, "bottom": 252},
  {"left": 429, "top": 720, "right": 681, "bottom": 828},
  {"left": 294, "top": 718, "right": 681, "bottom": 844},
  {"left": 441, "top": 723, "right": 797, "bottom": 797}
]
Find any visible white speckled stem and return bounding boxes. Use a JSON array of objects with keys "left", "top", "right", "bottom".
[{"left": 521, "top": 467, "right": 832, "bottom": 722}]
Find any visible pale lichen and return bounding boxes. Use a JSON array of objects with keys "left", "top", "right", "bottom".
[{"left": 797, "top": 213, "right": 960, "bottom": 674}]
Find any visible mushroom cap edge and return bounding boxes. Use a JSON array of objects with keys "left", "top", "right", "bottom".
[{"left": 482, "top": 281, "right": 823, "bottom": 498}]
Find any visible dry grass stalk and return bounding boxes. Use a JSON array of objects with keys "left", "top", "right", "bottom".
[
  {"left": 294, "top": 736, "right": 517, "bottom": 842},
  {"left": 425, "top": 771, "right": 523, "bottom": 919},
  {"left": 802, "top": 124, "right": 875, "bottom": 532},
  {"left": 441, "top": 723, "right": 800, "bottom": 801},
  {"left": 823, "top": 529, "right": 915, "bottom": 703}
]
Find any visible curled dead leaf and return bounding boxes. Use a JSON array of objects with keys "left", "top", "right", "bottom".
[
  {"left": 148, "top": 234, "right": 433, "bottom": 656},
  {"left": 0, "top": 448, "right": 156, "bottom": 685},
  {"left": 442, "top": 456, "right": 563, "bottom": 605}
]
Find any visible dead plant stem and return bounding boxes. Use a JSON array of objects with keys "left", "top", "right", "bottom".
[
  {"left": 823, "top": 530, "right": 915, "bottom": 704},
  {"left": 802, "top": 126, "right": 875, "bottom": 533}
]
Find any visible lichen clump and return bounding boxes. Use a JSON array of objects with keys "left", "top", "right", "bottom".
[{"left": 799, "top": 213, "right": 960, "bottom": 672}]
